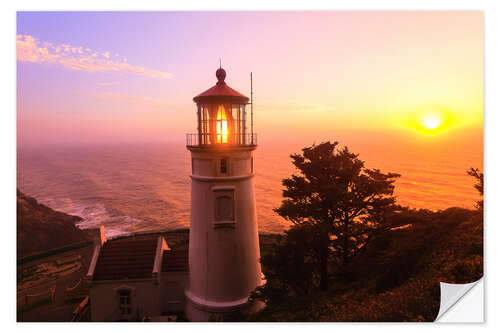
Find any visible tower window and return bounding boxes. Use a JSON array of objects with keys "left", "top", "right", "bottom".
[
  {"left": 220, "top": 158, "right": 227, "bottom": 174},
  {"left": 214, "top": 189, "right": 235, "bottom": 223}
]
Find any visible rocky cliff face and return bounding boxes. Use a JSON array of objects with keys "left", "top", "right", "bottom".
[{"left": 17, "top": 190, "right": 90, "bottom": 258}]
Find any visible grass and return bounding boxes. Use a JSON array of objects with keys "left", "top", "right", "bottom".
[
  {"left": 18, "top": 255, "right": 83, "bottom": 290},
  {"left": 17, "top": 296, "right": 51, "bottom": 314},
  {"left": 17, "top": 241, "right": 92, "bottom": 266}
]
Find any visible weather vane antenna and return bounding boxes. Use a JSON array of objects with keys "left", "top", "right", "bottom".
[{"left": 250, "top": 72, "right": 254, "bottom": 144}]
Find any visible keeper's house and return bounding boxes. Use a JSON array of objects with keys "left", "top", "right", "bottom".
[{"left": 85, "top": 229, "right": 189, "bottom": 321}]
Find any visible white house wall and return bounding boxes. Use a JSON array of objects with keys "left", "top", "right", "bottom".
[
  {"left": 160, "top": 271, "right": 189, "bottom": 313},
  {"left": 90, "top": 279, "right": 162, "bottom": 322}
]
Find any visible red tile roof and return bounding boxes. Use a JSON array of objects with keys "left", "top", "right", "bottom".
[
  {"left": 93, "top": 236, "right": 158, "bottom": 281},
  {"left": 162, "top": 249, "right": 189, "bottom": 273}
]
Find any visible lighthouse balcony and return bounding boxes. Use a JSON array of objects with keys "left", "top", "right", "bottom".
[{"left": 186, "top": 133, "right": 257, "bottom": 148}]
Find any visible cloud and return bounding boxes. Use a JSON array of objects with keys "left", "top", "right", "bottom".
[{"left": 16, "top": 34, "right": 172, "bottom": 79}]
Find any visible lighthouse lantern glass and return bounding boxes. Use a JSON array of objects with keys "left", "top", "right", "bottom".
[
  {"left": 216, "top": 105, "right": 228, "bottom": 144},
  {"left": 189, "top": 68, "right": 256, "bottom": 148}
]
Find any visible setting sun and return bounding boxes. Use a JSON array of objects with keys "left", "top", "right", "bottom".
[
  {"left": 421, "top": 114, "right": 443, "bottom": 130},
  {"left": 400, "top": 108, "right": 457, "bottom": 136}
]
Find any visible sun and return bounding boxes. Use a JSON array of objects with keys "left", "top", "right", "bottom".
[
  {"left": 414, "top": 111, "right": 449, "bottom": 135},
  {"left": 402, "top": 109, "right": 452, "bottom": 135},
  {"left": 421, "top": 114, "right": 442, "bottom": 130}
]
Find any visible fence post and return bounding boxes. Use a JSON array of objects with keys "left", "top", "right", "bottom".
[{"left": 51, "top": 286, "right": 56, "bottom": 304}]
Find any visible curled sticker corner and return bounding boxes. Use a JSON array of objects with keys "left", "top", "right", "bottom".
[{"left": 435, "top": 278, "right": 483, "bottom": 321}]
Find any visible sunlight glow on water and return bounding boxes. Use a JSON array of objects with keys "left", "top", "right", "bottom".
[{"left": 17, "top": 140, "right": 482, "bottom": 237}]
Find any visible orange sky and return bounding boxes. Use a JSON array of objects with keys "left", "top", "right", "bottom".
[{"left": 17, "top": 11, "right": 483, "bottom": 149}]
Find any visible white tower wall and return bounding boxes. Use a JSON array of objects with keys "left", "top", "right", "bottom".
[{"left": 185, "top": 147, "right": 263, "bottom": 321}]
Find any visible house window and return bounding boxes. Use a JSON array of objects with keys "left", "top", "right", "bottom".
[
  {"left": 214, "top": 190, "right": 234, "bottom": 222},
  {"left": 220, "top": 158, "right": 227, "bottom": 174},
  {"left": 251, "top": 157, "right": 254, "bottom": 173},
  {"left": 118, "top": 289, "right": 132, "bottom": 315}
]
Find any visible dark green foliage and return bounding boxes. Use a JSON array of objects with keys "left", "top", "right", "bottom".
[
  {"left": 274, "top": 141, "right": 401, "bottom": 290},
  {"left": 252, "top": 224, "right": 319, "bottom": 304},
  {"left": 247, "top": 208, "right": 482, "bottom": 322},
  {"left": 467, "top": 167, "right": 483, "bottom": 211},
  {"left": 244, "top": 151, "right": 484, "bottom": 322}
]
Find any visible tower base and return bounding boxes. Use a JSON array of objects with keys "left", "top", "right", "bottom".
[{"left": 185, "top": 290, "right": 264, "bottom": 322}]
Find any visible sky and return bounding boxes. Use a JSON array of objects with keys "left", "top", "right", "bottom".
[{"left": 16, "top": 11, "right": 483, "bottom": 148}]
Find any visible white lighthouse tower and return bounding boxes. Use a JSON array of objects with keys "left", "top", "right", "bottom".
[{"left": 184, "top": 66, "right": 262, "bottom": 321}]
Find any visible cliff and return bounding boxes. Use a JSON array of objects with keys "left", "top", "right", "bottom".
[{"left": 17, "top": 190, "right": 90, "bottom": 258}]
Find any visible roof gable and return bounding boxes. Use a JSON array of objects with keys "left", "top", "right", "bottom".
[
  {"left": 162, "top": 243, "right": 189, "bottom": 273},
  {"left": 93, "top": 236, "right": 158, "bottom": 281}
]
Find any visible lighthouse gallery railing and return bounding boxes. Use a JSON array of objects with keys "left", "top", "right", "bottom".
[{"left": 186, "top": 133, "right": 257, "bottom": 147}]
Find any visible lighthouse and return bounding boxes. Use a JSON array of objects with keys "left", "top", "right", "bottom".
[{"left": 185, "top": 66, "right": 263, "bottom": 321}]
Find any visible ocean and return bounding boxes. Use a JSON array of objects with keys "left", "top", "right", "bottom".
[{"left": 17, "top": 138, "right": 482, "bottom": 238}]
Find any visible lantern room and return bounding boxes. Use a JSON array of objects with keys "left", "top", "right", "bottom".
[{"left": 187, "top": 67, "right": 256, "bottom": 147}]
